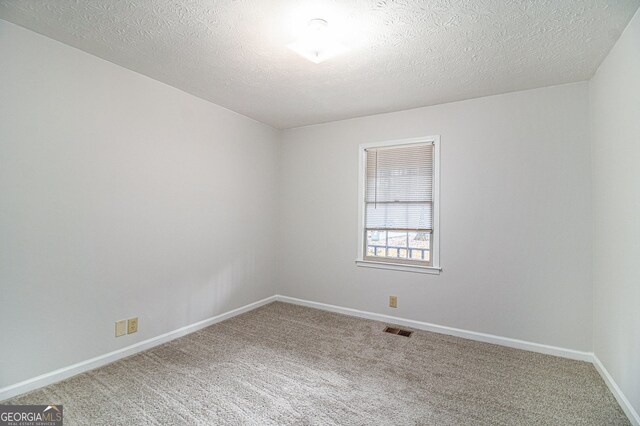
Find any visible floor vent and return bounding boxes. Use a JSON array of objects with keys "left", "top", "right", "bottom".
[{"left": 384, "top": 326, "right": 413, "bottom": 337}]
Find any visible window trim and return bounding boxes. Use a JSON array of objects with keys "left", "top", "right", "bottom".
[{"left": 356, "top": 136, "right": 441, "bottom": 274}]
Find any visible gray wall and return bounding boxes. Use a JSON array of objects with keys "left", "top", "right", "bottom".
[
  {"left": 0, "top": 20, "right": 280, "bottom": 388},
  {"left": 590, "top": 9, "right": 640, "bottom": 417},
  {"left": 279, "top": 82, "right": 593, "bottom": 352},
  {"left": 3, "top": 11, "right": 639, "bottom": 416}
]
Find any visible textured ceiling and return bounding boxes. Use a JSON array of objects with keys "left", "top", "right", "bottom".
[{"left": 1, "top": 0, "right": 638, "bottom": 128}]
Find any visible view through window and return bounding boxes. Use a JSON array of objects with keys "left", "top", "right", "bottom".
[{"left": 362, "top": 141, "right": 436, "bottom": 267}]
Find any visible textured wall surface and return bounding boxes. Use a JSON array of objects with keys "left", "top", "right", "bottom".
[
  {"left": 590, "top": 8, "right": 640, "bottom": 420},
  {"left": 279, "top": 82, "right": 593, "bottom": 352},
  {"left": 0, "top": 0, "right": 638, "bottom": 128},
  {"left": 0, "top": 20, "right": 280, "bottom": 388}
]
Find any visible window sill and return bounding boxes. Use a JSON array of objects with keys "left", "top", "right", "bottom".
[{"left": 355, "top": 259, "right": 441, "bottom": 275}]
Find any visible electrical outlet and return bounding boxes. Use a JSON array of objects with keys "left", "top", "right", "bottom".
[
  {"left": 389, "top": 295, "right": 397, "bottom": 308},
  {"left": 115, "top": 320, "right": 127, "bottom": 337},
  {"left": 127, "top": 317, "right": 138, "bottom": 334}
]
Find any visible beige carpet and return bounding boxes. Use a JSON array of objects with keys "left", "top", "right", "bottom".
[{"left": 3, "top": 302, "right": 629, "bottom": 425}]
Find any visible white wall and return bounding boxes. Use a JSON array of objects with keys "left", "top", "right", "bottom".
[
  {"left": 3, "top": 9, "right": 637, "bottom": 410},
  {"left": 279, "top": 82, "right": 593, "bottom": 351},
  {"left": 0, "top": 20, "right": 280, "bottom": 388},
  {"left": 590, "top": 8, "right": 640, "bottom": 418}
]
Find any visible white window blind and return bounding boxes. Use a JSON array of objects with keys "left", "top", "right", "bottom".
[{"left": 364, "top": 143, "right": 434, "bottom": 232}]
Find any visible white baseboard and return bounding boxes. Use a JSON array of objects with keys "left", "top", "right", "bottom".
[
  {"left": 592, "top": 355, "right": 640, "bottom": 426},
  {"left": 3, "top": 293, "right": 636, "bottom": 426},
  {"left": 275, "top": 295, "right": 640, "bottom": 425},
  {"left": 0, "top": 295, "right": 277, "bottom": 402},
  {"left": 274, "top": 295, "right": 593, "bottom": 361}
]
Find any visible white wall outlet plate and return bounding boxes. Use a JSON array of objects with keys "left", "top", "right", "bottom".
[{"left": 127, "top": 317, "right": 138, "bottom": 334}]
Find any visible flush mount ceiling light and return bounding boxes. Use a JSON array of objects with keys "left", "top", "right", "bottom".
[{"left": 287, "top": 19, "right": 347, "bottom": 64}]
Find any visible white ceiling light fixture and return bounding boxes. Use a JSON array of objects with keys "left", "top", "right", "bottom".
[{"left": 287, "top": 18, "right": 347, "bottom": 64}]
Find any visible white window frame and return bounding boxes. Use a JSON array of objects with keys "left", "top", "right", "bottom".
[{"left": 356, "top": 136, "right": 441, "bottom": 274}]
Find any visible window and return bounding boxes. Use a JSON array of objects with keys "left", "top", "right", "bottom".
[{"left": 356, "top": 137, "right": 440, "bottom": 274}]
